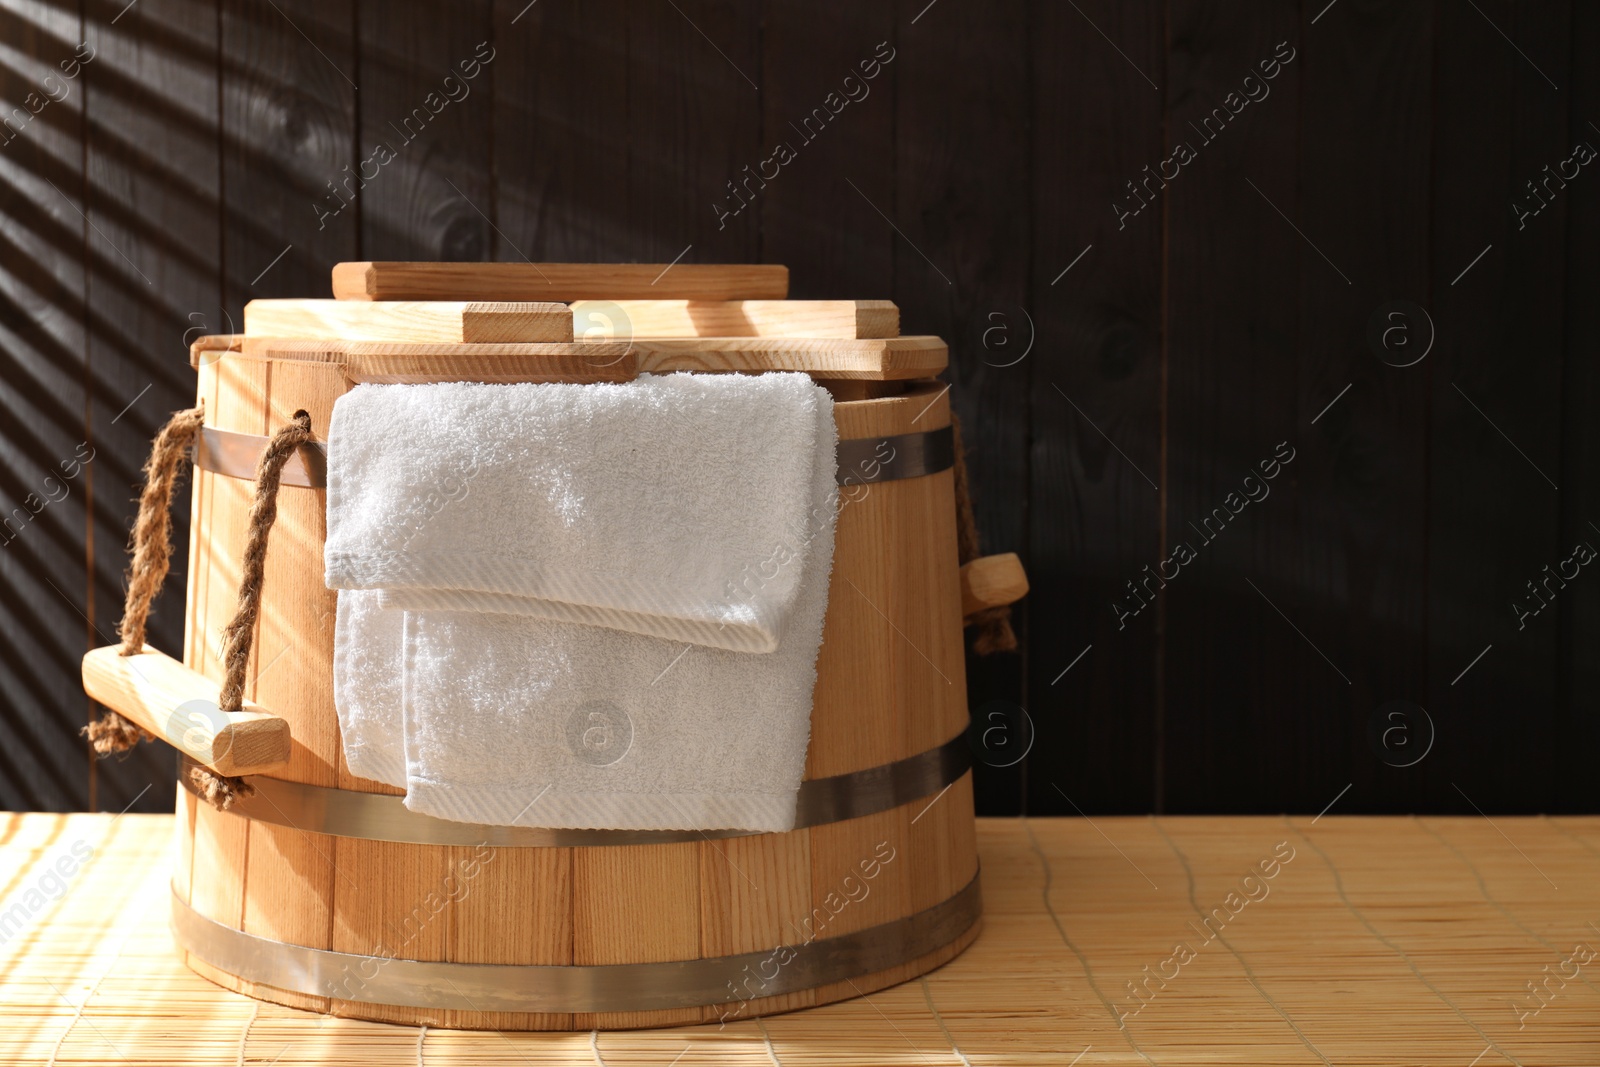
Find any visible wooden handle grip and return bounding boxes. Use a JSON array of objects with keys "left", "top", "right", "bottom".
[
  {"left": 961, "top": 553, "right": 1029, "bottom": 618},
  {"left": 82, "top": 646, "right": 291, "bottom": 776}
]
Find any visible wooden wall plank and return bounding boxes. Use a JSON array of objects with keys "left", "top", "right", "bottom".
[
  {"left": 83, "top": 0, "right": 221, "bottom": 813},
  {"left": 1558, "top": 2, "right": 1600, "bottom": 812},
  {"left": 219, "top": 0, "right": 357, "bottom": 311},
  {"left": 1238, "top": 4, "right": 1435, "bottom": 815},
  {"left": 625, "top": 0, "right": 761, "bottom": 263},
  {"left": 491, "top": 0, "right": 629, "bottom": 263},
  {"left": 1159, "top": 5, "right": 1309, "bottom": 812},
  {"left": 894, "top": 0, "right": 1030, "bottom": 815},
  {"left": 2, "top": 0, "right": 1599, "bottom": 821},
  {"left": 0, "top": 1, "right": 92, "bottom": 810},
  {"left": 357, "top": 0, "right": 494, "bottom": 261},
  {"left": 1025, "top": 0, "right": 1165, "bottom": 814},
  {"left": 1275, "top": 3, "right": 1434, "bottom": 814},
  {"left": 1428, "top": 0, "right": 1570, "bottom": 812},
  {"left": 761, "top": 2, "right": 896, "bottom": 295}
]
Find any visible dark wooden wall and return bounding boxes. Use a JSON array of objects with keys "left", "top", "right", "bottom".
[{"left": 1, "top": 0, "right": 1594, "bottom": 816}]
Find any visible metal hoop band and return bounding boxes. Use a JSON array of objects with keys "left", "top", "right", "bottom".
[
  {"left": 192, "top": 424, "right": 954, "bottom": 489},
  {"left": 178, "top": 731, "right": 971, "bottom": 847},
  {"left": 835, "top": 425, "right": 955, "bottom": 485},
  {"left": 170, "top": 870, "right": 980, "bottom": 1014}
]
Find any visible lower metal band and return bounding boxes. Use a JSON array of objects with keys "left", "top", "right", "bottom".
[
  {"left": 171, "top": 871, "right": 981, "bottom": 1014},
  {"left": 179, "top": 731, "right": 970, "bottom": 847},
  {"left": 192, "top": 423, "right": 954, "bottom": 489}
]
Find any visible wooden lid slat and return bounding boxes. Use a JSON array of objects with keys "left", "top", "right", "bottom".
[
  {"left": 333, "top": 261, "right": 790, "bottom": 302},
  {"left": 225, "top": 336, "right": 946, "bottom": 382},
  {"left": 244, "top": 300, "right": 575, "bottom": 344}
]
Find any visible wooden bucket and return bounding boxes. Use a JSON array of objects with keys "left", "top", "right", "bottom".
[{"left": 91, "top": 340, "right": 1001, "bottom": 1029}]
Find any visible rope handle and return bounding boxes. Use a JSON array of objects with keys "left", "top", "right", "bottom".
[
  {"left": 115, "top": 404, "right": 207, "bottom": 657},
  {"left": 217, "top": 410, "right": 314, "bottom": 712},
  {"left": 85, "top": 403, "right": 314, "bottom": 809},
  {"left": 83, "top": 403, "right": 206, "bottom": 757}
]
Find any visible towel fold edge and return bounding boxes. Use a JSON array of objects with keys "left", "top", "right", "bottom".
[
  {"left": 403, "top": 777, "right": 804, "bottom": 833},
  {"left": 327, "top": 549, "right": 797, "bottom": 654},
  {"left": 378, "top": 586, "right": 788, "bottom": 653}
]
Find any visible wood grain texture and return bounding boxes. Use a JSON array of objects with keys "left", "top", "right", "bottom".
[
  {"left": 219, "top": 0, "right": 355, "bottom": 310},
  {"left": 181, "top": 351, "right": 268, "bottom": 1003},
  {"left": 333, "top": 262, "right": 790, "bottom": 302},
  {"left": 1558, "top": 2, "right": 1600, "bottom": 811},
  {"left": 241, "top": 358, "right": 344, "bottom": 1013},
  {"left": 356, "top": 0, "right": 494, "bottom": 264},
  {"left": 213, "top": 336, "right": 639, "bottom": 382},
  {"left": 626, "top": 336, "right": 944, "bottom": 379},
  {"left": 328, "top": 837, "right": 451, "bottom": 1024},
  {"left": 237, "top": 335, "right": 946, "bottom": 380},
  {"left": 213, "top": 19, "right": 356, "bottom": 1000},
  {"left": 243, "top": 300, "right": 574, "bottom": 343},
  {"left": 449, "top": 843, "right": 573, "bottom": 1031},
  {"left": 172, "top": 773, "right": 197, "bottom": 903},
  {"left": 0, "top": 0, "right": 94, "bottom": 812},
  {"left": 625, "top": 0, "right": 763, "bottom": 266},
  {"left": 571, "top": 843, "right": 703, "bottom": 1029},
  {"left": 84, "top": 0, "right": 223, "bottom": 813},
  {"left": 760, "top": 3, "right": 895, "bottom": 300},
  {"left": 254, "top": 359, "right": 344, "bottom": 786},
  {"left": 1161, "top": 3, "right": 1313, "bottom": 814},
  {"left": 960, "top": 553, "right": 1028, "bottom": 617},
  {"left": 1026, "top": 0, "right": 1165, "bottom": 815},
  {"left": 814, "top": 384, "right": 963, "bottom": 778},
  {"left": 697, "top": 830, "right": 815, "bottom": 1022},
  {"left": 490, "top": 0, "right": 629, "bottom": 263},
  {"left": 1427, "top": 0, "right": 1569, "bottom": 812},
  {"left": 893, "top": 0, "right": 1031, "bottom": 819},
  {"left": 80, "top": 646, "right": 290, "bottom": 774},
  {"left": 1248, "top": 2, "right": 1431, "bottom": 814},
  {"left": 820, "top": 380, "right": 910, "bottom": 403},
  {"left": 569, "top": 299, "right": 899, "bottom": 339}
]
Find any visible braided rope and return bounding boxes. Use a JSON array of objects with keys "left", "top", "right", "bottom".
[
  {"left": 85, "top": 404, "right": 204, "bottom": 756},
  {"left": 87, "top": 404, "right": 314, "bottom": 810}
]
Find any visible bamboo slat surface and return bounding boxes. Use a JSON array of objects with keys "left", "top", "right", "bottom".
[{"left": 1, "top": 812, "right": 1597, "bottom": 1065}]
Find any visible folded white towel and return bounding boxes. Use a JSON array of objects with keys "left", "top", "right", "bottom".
[
  {"left": 325, "top": 374, "right": 827, "bottom": 653},
  {"left": 331, "top": 588, "right": 407, "bottom": 788},
  {"left": 325, "top": 374, "right": 838, "bottom": 832}
]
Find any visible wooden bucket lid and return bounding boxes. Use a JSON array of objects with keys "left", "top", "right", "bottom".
[{"left": 194, "top": 261, "right": 945, "bottom": 386}]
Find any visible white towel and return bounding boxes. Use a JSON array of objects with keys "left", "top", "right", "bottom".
[
  {"left": 401, "top": 443, "right": 833, "bottom": 830},
  {"left": 331, "top": 588, "right": 407, "bottom": 787},
  {"left": 325, "top": 374, "right": 838, "bottom": 831},
  {"left": 325, "top": 375, "right": 826, "bottom": 653}
]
